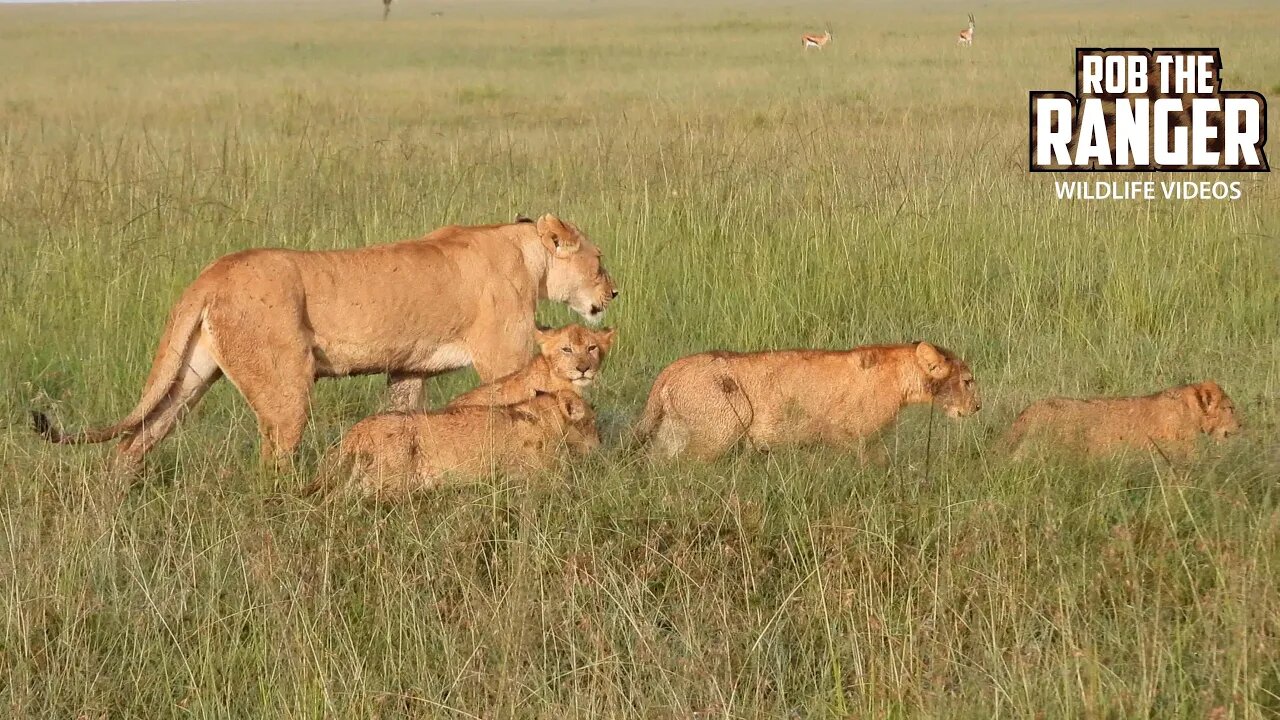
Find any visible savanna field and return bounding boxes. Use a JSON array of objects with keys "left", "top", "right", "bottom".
[{"left": 1, "top": 0, "right": 1278, "bottom": 716}]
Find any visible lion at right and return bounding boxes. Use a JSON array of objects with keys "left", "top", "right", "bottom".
[{"left": 1002, "top": 380, "right": 1242, "bottom": 461}]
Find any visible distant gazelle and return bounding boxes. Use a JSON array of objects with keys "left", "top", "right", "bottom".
[
  {"left": 383, "top": 0, "right": 392, "bottom": 21},
  {"left": 802, "top": 27, "right": 832, "bottom": 50},
  {"left": 957, "top": 14, "right": 975, "bottom": 46}
]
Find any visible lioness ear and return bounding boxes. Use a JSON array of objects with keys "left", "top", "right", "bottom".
[
  {"left": 915, "top": 342, "right": 951, "bottom": 380},
  {"left": 538, "top": 213, "right": 580, "bottom": 257},
  {"left": 595, "top": 327, "right": 617, "bottom": 354}
]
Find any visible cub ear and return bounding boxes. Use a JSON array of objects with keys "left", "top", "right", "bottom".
[
  {"left": 534, "top": 328, "right": 556, "bottom": 353},
  {"left": 560, "top": 395, "right": 587, "bottom": 422},
  {"left": 1192, "top": 381, "right": 1223, "bottom": 412},
  {"left": 595, "top": 327, "right": 617, "bottom": 354},
  {"left": 538, "top": 213, "right": 581, "bottom": 257},
  {"left": 915, "top": 342, "right": 951, "bottom": 380}
]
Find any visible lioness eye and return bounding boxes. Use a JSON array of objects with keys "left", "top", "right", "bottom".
[
  {"left": 561, "top": 347, "right": 572, "bottom": 353},
  {"left": 587, "top": 345, "right": 598, "bottom": 352}
]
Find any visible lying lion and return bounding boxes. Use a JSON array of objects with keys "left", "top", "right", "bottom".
[
  {"left": 1002, "top": 380, "right": 1241, "bottom": 460},
  {"left": 635, "top": 341, "right": 980, "bottom": 461},
  {"left": 447, "top": 324, "right": 616, "bottom": 408},
  {"left": 306, "top": 391, "right": 600, "bottom": 500},
  {"left": 32, "top": 214, "right": 616, "bottom": 468}
]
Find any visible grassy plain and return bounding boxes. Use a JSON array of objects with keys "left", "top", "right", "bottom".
[{"left": 1, "top": 0, "right": 1278, "bottom": 717}]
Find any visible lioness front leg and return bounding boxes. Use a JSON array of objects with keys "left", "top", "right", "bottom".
[
  {"left": 828, "top": 431, "right": 889, "bottom": 467},
  {"left": 384, "top": 373, "right": 426, "bottom": 411},
  {"left": 856, "top": 439, "right": 890, "bottom": 467},
  {"left": 468, "top": 332, "right": 535, "bottom": 384}
]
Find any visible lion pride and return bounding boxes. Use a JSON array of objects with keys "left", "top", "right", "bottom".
[
  {"left": 1002, "top": 380, "right": 1241, "bottom": 459},
  {"left": 635, "top": 341, "right": 980, "bottom": 461},
  {"left": 32, "top": 214, "right": 617, "bottom": 466}
]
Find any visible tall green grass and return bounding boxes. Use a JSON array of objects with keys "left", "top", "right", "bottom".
[{"left": 1, "top": 0, "right": 1277, "bottom": 717}]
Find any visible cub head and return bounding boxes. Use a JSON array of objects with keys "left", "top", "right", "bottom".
[
  {"left": 537, "top": 214, "right": 618, "bottom": 325},
  {"left": 536, "top": 324, "right": 616, "bottom": 389},
  {"left": 533, "top": 390, "right": 601, "bottom": 455},
  {"left": 1183, "top": 380, "right": 1242, "bottom": 440},
  {"left": 915, "top": 342, "right": 981, "bottom": 419}
]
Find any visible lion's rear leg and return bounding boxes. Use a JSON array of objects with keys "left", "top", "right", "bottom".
[
  {"left": 244, "top": 365, "right": 313, "bottom": 468},
  {"left": 206, "top": 310, "right": 315, "bottom": 467},
  {"left": 684, "top": 420, "right": 743, "bottom": 461},
  {"left": 116, "top": 338, "right": 223, "bottom": 464},
  {"left": 648, "top": 407, "right": 743, "bottom": 462},
  {"left": 646, "top": 368, "right": 749, "bottom": 463},
  {"left": 648, "top": 415, "right": 689, "bottom": 461}
]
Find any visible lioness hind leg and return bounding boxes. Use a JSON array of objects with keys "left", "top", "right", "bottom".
[
  {"left": 246, "top": 375, "right": 312, "bottom": 468},
  {"left": 648, "top": 416, "right": 690, "bottom": 461},
  {"left": 648, "top": 413, "right": 740, "bottom": 462},
  {"left": 205, "top": 311, "right": 315, "bottom": 466},
  {"left": 670, "top": 377, "right": 749, "bottom": 462},
  {"left": 683, "top": 422, "right": 741, "bottom": 461}
]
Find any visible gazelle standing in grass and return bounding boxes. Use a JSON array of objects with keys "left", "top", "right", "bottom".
[
  {"left": 801, "top": 26, "right": 832, "bottom": 50},
  {"left": 957, "top": 14, "right": 975, "bottom": 46}
]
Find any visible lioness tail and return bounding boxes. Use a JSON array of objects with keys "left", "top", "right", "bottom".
[
  {"left": 633, "top": 371, "right": 669, "bottom": 444},
  {"left": 32, "top": 287, "right": 207, "bottom": 445}
]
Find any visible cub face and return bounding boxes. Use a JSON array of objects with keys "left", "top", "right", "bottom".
[
  {"left": 915, "top": 342, "right": 981, "bottom": 419},
  {"left": 1184, "top": 380, "right": 1242, "bottom": 440},
  {"left": 536, "top": 324, "right": 617, "bottom": 389}
]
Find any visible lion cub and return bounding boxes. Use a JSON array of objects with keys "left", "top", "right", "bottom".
[
  {"left": 635, "top": 341, "right": 980, "bottom": 462},
  {"left": 1002, "top": 380, "right": 1241, "bottom": 460},
  {"left": 447, "top": 325, "right": 616, "bottom": 408},
  {"left": 309, "top": 391, "right": 599, "bottom": 500}
]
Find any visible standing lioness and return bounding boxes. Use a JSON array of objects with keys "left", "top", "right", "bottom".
[
  {"left": 32, "top": 214, "right": 617, "bottom": 466},
  {"left": 1002, "top": 380, "right": 1242, "bottom": 460},
  {"left": 636, "top": 342, "right": 980, "bottom": 461}
]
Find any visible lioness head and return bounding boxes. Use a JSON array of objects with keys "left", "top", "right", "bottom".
[
  {"left": 536, "top": 324, "right": 616, "bottom": 389},
  {"left": 1183, "top": 380, "right": 1241, "bottom": 440},
  {"left": 537, "top": 214, "right": 617, "bottom": 325},
  {"left": 915, "top": 342, "right": 981, "bottom": 419}
]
